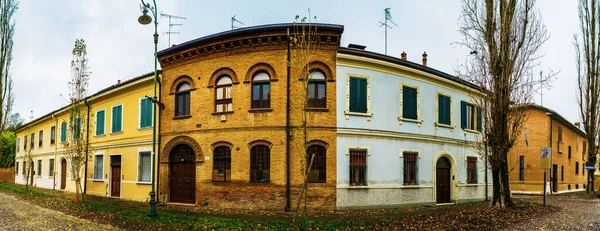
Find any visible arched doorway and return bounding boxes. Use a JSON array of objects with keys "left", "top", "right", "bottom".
[
  {"left": 170, "top": 144, "right": 196, "bottom": 204},
  {"left": 436, "top": 157, "right": 452, "bottom": 204},
  {"left": 60, "top": 159, "right": 67, "bottom": 190}
]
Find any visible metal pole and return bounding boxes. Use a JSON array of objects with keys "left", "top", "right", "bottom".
[
  {"left": 543, "top": 170, "right": 546, "bottom": 207},
  {"left": 485, "top": 139, "right": 488, "bottom": 201}
]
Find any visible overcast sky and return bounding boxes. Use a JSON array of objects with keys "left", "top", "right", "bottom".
[{"left": 12, "top": 1, "right": 578, "bottom": 124}]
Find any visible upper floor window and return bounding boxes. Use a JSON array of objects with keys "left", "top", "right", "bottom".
[
  {"left": 73, "top": 117, "right": 82, "bottom": 140},
  {"left": 30, "top": 133, "right": 34, "bottom": 149},
  {"left": 96, "top": 109, "right": 105, "bottom": 136},
  {"left": 307, "top": 145, "right": 326, "bottom": 183},
  {"left": 215, "top": 76, "right": 233, "bottom": 112},
  {"left": 139, "top": 97, "right": 153, "bottom": 128},
  {"left": 461, "top": 101, "right": 481, "bottom": 131},
  {"left": 250, "top": 145, "right": 270, "bottom": 182},
  {"left": 349, "top": 76, "right": 368, "bottom": 113},
  {"left": 467, "top": 157, "right": 477, "bottom": 184},
  {"left": 401, "top": 85, "right": 419, "bottom": 120},
  {"left": 437, "top": 94, "right": 451, "bottom": 125},
  {"left": 60, "top": 122, "right": 67, "bottom": 143},
  {"left": 111, "top": 105, "right": 123, "bottom": 133},
  {"left": 16, "top": 138, "right": 19, "bottom": 152},
  {"left": 23, "top": 135, "right": 27, "bottom": 150},
  {"left": 251, "top": 72, "right": 270, "bottom": 109},
  {"left": 307, "top": 70, "right": 326, "bottom": 108},
  {"left": 213, "top": 146, "right": 231, "bottom": 182},
  {"left": 558, "top": 126, "right": 563, "bottom": 142},
  {"left": 38, "top": 130, "right": 43, "bottom": 147},
  {"left": 175, "top": 82, "right": 191, "bottom": 117},
  {"left": 403, "top": 152, "right": 418, "bottom": 185},
  {"left": 50, "top": 126, "right": 56, "bottom": 145},
  {"left": 568, "top": 146, "right": 572, "bottom": 159}
]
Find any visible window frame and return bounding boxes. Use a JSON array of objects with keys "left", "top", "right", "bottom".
[
  {"left": 399, "top": 82, "right": 421, "bottom": 125},
  {"left": 576, "top": 161, "right": 579, "bottom": 175},
  {"left": 403, "top": 151, "right": 419, "bottom": 185},
  {"left": 461, "top": 100, "right": 481, "bottom": 132},
  {"left": 23, "top": 135, "right": 27, "bottom": 151},
  {"left": 467, "top": 156, "right": 478, "bottom": 184},
  {"left": 50, "top": 126, "right": 56, "bottom": 145},
  {"left": 344, "top": 73, "right": 372, "bottom": 120},
  {"left": 137, "top": 149, "right": 153, "bottom": 184},
  {"left": 307, "top": 70, "right": 327, "bottom": 109},
  {"left": 139, "top": 96, "right": 154, "bottom": 129},
  {"left": 15, "top": 161, "right": 18, "bottom": 175},
  {"left": 251, "top": 72, "right": 271, "bottom": 109},
  {"left": 49, "top": 158, "right": 55, "bottom": 178},
  {"left": 250, "top": 145, "right": 270, "bottom": 183},
  {"left": 60, "top": 122, "right": 67, "bottom": 143},
  {"left": 38, "top": 130, "right": 43, "bottom": 147},
  {"left": 349, "top": 148, "right": 368, "bottom": 186},
  {"left": 30, "top": 133, "right": 35, "bottom": 149},
  {"left": 519, "top": 156, "right": 525, "bottom": 181},
  {"left": 110, "top": 104, "right": 124, "bottom": 134},
  {"left": 95, "top": 109, "right": 106, "bottom": 136},
  {"left": 307, "top": 145, "right": 327, "bottom": 183},
  {"left": 436, "top": 91, "right": 453, "bottom": 128},
  {"left": 93, "top": 153, "right": 104, "bottom": 181},
  {"left": 212, "top": 146, "right": 232, "bottom": 182},
  {"left": 36, "top": 159, "right": 42, "bottom": 177},
  {"left": 16, "top": 137, "right": 19, "bottom": 152},
  {"left": 215, "top": 76, "right": 233, "bottom": 113},
  {"left": 175, "top": 82, "right": 191, "bottom": 117}
]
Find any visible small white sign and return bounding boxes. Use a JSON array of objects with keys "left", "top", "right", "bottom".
[{"left": 540, "top": 147, "right": 551, "bottom": 159}]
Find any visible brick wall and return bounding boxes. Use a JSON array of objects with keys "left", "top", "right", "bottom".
[{"left": 0, "top": 168, "right": 15, "bottom": 183}]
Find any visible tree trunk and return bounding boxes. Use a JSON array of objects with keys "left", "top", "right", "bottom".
[
  {"left": 500, "top": 159, "right": 514, "bottom": 208},
  {"left": 75, "top": 178, "right": 80, "bottom": 204},
  {"left": 491, "top": 168, "right": 500, "bottom": 206}
]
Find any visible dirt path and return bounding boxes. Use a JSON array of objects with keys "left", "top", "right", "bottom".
[
  {"left": 0, "top": 192, "right": 118, "bottom": 231},
  {"left": 507, "top": 194, "right": 600, "bottom": 230}
]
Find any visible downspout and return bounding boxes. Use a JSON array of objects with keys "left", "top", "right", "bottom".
[
  {"left": 285, "top": 27, "right": 291, "bottom": 212},
  {"left": 156, "top": 73, "right": 162, "bottom": 203},
  {"left": 84, "top": 99, "right": 90, "bottom": 194},
  {"left": 52, "top": 113, "right": 57, "bottom": 190}
]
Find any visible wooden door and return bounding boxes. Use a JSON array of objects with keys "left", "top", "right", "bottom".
[
  {"left": 436, "top": 168, "right": 451, "bottom": 203},
  {"left": 552, "top": 164, "right": 558, "bottom": 192},
  {"left": 170, "top": 144, "right": 196, "bottom": 204},
  {"left": 436, "top": 157, "right": 451, "bottom": 204},
  {"left": 60, "top": 160, "right": 66, "bottom": 190},
  {"left": 111, "top": 156, "right": 121, "bottom": 197}
]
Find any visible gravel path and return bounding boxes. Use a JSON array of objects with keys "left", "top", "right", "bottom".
[
  {"left": 0, "top": 192, "right": 118, "bottom": 231},
  {"left": 507, "top": 194, "right": 600, "bottom": 230}
]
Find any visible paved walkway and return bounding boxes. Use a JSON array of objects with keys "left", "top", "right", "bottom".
[
  {"left": 508, "top": 194, "right": 600, "bottom": 230},
  {"left": 0, "top": 192, "right": 117, "bottom": 231}
]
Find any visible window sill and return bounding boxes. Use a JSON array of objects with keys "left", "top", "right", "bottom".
[
  {"left": 92, "top": 179, "right": 103, "bottom": 182},
  {"left": 173, "top": 115, "right": 191, "bottom": 120},
  {"left": 212, "top": 111, "right": 234, "bottom": 116},
  {"left": 36, "top": 176, "right": 42, "bottom": 178},
  {"left": 49, "top": 177, "right": 54, "bottom": 179},
  {"left": 304, "top": 108, "right": 329, "bottom": 112},
  {"left": 463, "top": 129, "right": 480, "bottom": 134},
  {"left": 398, "top": 117, "right": 422, "bottom": 126},
  {"left": 110, "top": 131, "right": 123, "bottom": 135},
  {"left": 464, "top": 183, "right": 479, "bottom": 186},
  {"left": 138, "top": 127, "right": 153, "bottom": 131},
  {"left": 344, "top": 111, "right": 372, "bottom": 121},
  {"left": 95, "top": 134, "right": 106, "bottom": 138},
  {"left": 249, "top": 181, "right": 271, "bottom": 184},
  {"left": 137, "top": 181, "right": 151, "bottom": 185},
  {"left": 435, "top": 123, "right": 454, "bottom": 129},
  {"left": 248, "top": 108, "right": 273, "bottom": 113}
]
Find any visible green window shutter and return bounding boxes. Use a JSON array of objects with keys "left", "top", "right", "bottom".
[
  {"left": 73, "top": 118, "right": 80, "bottom": 140},
  {"left": 145, "top": 99, "right": 153, "bottom": 127},
  {"left": 111, "top": 107, "right": 116, "bottom": 132},
  {"left": 60, "top": 122, "right": 67, "bottom": 143},
  {"left": 460, "top": 101, "right": 467, "bottom": 129},
  {"left": 140, "top": 99, "right": 147, "bottom": 128},
  {"left": 112, "top": 106, "right": 122, "bottom": 133},
  {"left": 117, "top": 106, "right": 122, "bottom": 132},
  {"left": 477, "top": 106, "right": 482, "bottom": 132},
  {"left": 358, "top": 78, "right": 367, "bottom": 113},
  {"left": 403, "top": 86, "right": 417, "bottom": 119},
  {"left": 96, "top": 111, "right": 104, "bottom": 136},
  {"left": 349, "top": 77, "right": 358, "bottom": 112},
  {"left": 438, "top": 95, "right": 451, "bottom": 125}
]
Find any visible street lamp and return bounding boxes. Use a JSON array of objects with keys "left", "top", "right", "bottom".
[{"left": 139, "top": 0, "right": 159, "bottom": 217}]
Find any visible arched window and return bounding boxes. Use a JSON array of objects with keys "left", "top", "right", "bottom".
[
  {"left": 306, "top": 145, "right": 326, "bottom": 183},
  {"left": 175, "top": 82, "right": 191, "bottom": 116},
  {"left": 307, "top": 70, "right": 326, "bottom": 108},
  {"left": 250, "top": 145, "right": 270, "bottom": 182},
  {"left": 213, "top": 146, "right": 231, "bottom": 182},
  {"left": 215, "top": 76, "right": 233, "bottom": 112},
  {"left": 251, "top": 72, "right": 270, "bottom": 109}
]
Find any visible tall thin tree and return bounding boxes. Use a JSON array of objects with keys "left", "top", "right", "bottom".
[
  {"left": 0, "top": 0, "right": 16, "bottom": 133},
  {"left": 575, "top": 0, "right": 600, "bottom": 193},
  {"left": 458, "top": 0, "right": 550, "bottom": 208}
]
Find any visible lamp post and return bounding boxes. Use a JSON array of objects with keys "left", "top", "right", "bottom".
[{"left": 138, "top": 0, "right": 158, "bottom": 217}]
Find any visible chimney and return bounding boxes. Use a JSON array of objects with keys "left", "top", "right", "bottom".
[
  {"left": 172, "top": 44, "right": 177, "bottom": 47},
  {"left": 575, "top": 122, "right": 581, "bottom": 128},
  {"left": 422, "top": 52, "right": 428, "bottom": 66},
  {"left": 117, "top": 80, "right": 121, "bottom": 84},
  {"left": 401, "top": 51, "right": 407, "bottom": 60}
]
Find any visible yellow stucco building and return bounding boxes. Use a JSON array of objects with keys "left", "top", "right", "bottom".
[{"left": 14, "top": 72, "right": 159, "bottom": 202}]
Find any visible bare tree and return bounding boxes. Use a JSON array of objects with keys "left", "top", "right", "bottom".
[
  {"left": 0, "top": 0, "right": 16, "bottom": 133},
  {"left": 23, "top": 143, "right": 32, "bottom": 189},
  {"left": 62, "top": 39, "right": 91, "bottom": 203},
  {"left": 575, "top": 0, "right": 600, "bottom": 193},
  {"left": 458, "top": 0, "right": 550, "bottom": 208}
]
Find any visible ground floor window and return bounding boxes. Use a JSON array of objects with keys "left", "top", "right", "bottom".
[
  {"left": 37, "top": 160, "right": 42, "bottom": 176},
  {"left": 349, "top": 150, "right": 367, "bottom": 186},
  {"left": 519, "top": 156, "right": 524, "bottom": 181},
  {"left": 15, "top": 162, "right": 18, "bottom": 175},
  {"left": 138, "top": 152, "right": 152, "bottom": 183},
  {"left": 467, "top": 157, "right": 477, "bottom": 184},
  {"left": 49, "top": 159, "right": 55, "bottom": 177},
  {"left": 250, "top": 145, "right": 270, "bottom": 183},
  {"left": 213, "top": 146, "right": 231, "bottom": 182},
  {"left": 307, "top": 145, "right": 326, "bottom": 183},
  {"left": 94, "top": 154, "right": 104, "bottom": 180},
  {"left": 403, "top": 152, "right": 418, "bottom": 185}
]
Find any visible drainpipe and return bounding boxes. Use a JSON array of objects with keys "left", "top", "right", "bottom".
[
  {"left": 547, "top": 113, "right": 553, "bottom": 194},
  {"left": 285, "top": 27, "right": 291, "bottom": 212},
  {"left": 84, "top": 99, "right": 90, "bottom": 194},
  {"left": 52, "top": 113, "right": 58, "bottom": 190}
]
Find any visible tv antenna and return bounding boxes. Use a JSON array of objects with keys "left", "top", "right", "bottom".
[
  {"left": 160, "top": 13, "right": 186, "bottom": 47},
  {"left": 231, "top": 15, "right": 244, "bottom": 30},
  {"left": 378, "top": 8, "right": 398, "bottom": 55}
]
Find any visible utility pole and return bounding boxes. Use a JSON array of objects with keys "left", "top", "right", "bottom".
[
  {"left": 378, "top": 8, "right": 397, "bottom": 55},
  {"left": 160, "top": 13, "right": 186, "bottom": 47}
]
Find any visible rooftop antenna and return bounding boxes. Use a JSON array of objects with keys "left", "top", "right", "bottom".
[
  {"left": 378, "top": 8, "right": 398, "bottom": 55},
  {"left": 160, "top": 13, "right": 186, "bottom": 47},
  {"left": 231, "top": 15, "right": 244, "bottom": 30}
]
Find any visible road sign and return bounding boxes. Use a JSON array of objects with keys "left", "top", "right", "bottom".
[
  {"left": 540, "top": 147, "right": 551, "bottom": 169},
  {"left": 584, "top": 166, "right": 596, "bottom": 170}
]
